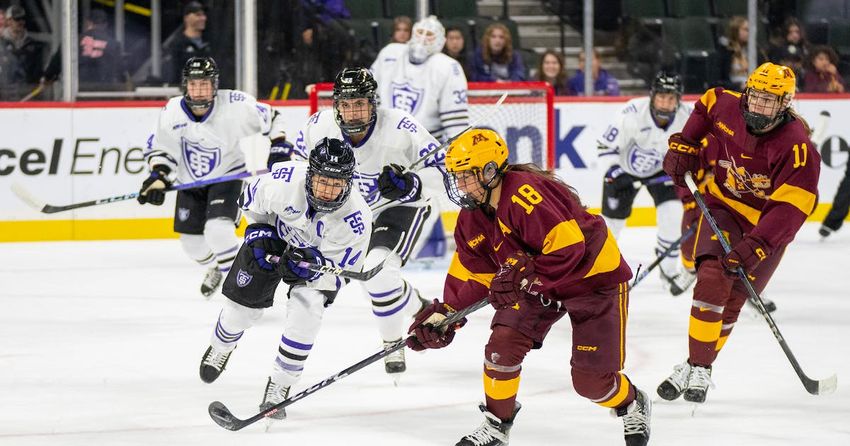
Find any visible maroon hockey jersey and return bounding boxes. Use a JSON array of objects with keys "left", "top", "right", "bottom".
[
  {"left": 444, "top": 168, "right": 633, "bottom": 311},
  {"left": 681, "top": 87, "right": 821, "bottom": 251}
]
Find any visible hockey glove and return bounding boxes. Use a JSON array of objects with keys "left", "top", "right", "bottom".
[
  {"left": 267, "top": 138, "right": 294, "bottom": 170},
  {"left": 663, "top": 133, "right": 701, "bottom": 187},
  {"left": 279, "top": 246, "right": 325, "bottom": 285},
  {"left": 488, "top": 251, "right": 536, "bottom": 310},
  {"left": 244, "top": 223, "right": 286, "bottom": 271},
  {"left": 722, "top": 235, "right": 770, "bottom": 278},
  {"left": 137, "top": 165, "right": 172, "bottom": 205},
  {"left": 378, "top": 163, "right": 422, "bottom": 203},
  {"left": 406, "top": 299, "right": 466, "bottom": 351},
  {"left": 604, "top": 165, "right": 635, "bottom": 198}
]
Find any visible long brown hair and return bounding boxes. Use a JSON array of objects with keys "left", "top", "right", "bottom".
[
  {"left": 482, "top": 23, "right": 513, "bottom": 65},
  {"left": 506, "top": 163, "right": 585, "bottom": 208},
  {"left": 535, "top": 50, "right": 567, "bottom": 93}
]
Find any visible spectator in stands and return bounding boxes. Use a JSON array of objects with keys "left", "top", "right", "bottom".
[
  {"left": 391, "top": 16, "right": 412, "bottom": 43},
  {"left": 162, "top": 1, "right": 210, "bottom": 85},
  {"left": 717, "top": 16, "right": 765, "bottom": 91},
  {"left": 535, "top": 50, "right": 568, "bottom": 95},
  {"left": 472, "top": 23, "right": 525, "bottom": 82},
  {"left": 286, "top": 0, "right": 352, "bottom": 98},
  {"left": 0, "top": 5, "right": 45, "bottom": 100},
  {"left": 41, "top": 9, "right": 127, "bottom": 90},
  {"left": 567, "top": 48, "right": 619, "bottom": 96},
  {"left": 0, "top": 8, "right": 6, "bottom": 35},
  {"left": 443, "top": 25, "right": 472, "bottom": 79},
  {"left": 768, "top": 17, "right": 809, "bottom": 85},
  {"left": 803, "top": 45, "right": 845, "bottom": 93}
]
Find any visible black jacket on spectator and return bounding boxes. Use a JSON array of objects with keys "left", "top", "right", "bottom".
[
  {"left": 43, "top": 28, "right": 125, "bottom": 88},
  {"left": 0, "top": 31, "right": 44, "bottom": 94},
  {"left": 163, "top": 31, "right": 211, "bottom": 84}
]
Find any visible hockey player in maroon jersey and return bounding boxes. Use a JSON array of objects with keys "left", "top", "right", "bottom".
[
  {"left": 658, "top": 62, "right": 821, "bottom": 404},
  {"left": 405, "top": 128, "right": 651, "bottom": 446}
]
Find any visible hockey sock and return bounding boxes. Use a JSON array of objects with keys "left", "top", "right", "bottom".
[
  {"left": 211, "top": 299, "right": 263, "bottom": 352},
  {"left": 205, "top": 218, "right": 240, "bottom": 275},
  {"left": 573, "top": 368, "right": 636, "bottom": 409},
  {"left": 180, "top": 233, "right": 215, "bottom": 266},
  {"left": 363, "top": 249, "right": 417, "bottom": 342},
  {"left": 484, "top": 326, "right": 533, "bottom": 420},
  {"left": 272, "top": 287, "right": 327, "bottom": 387},
  {"left": 688, "top": 260, "right": 734, "bottom": 366}
]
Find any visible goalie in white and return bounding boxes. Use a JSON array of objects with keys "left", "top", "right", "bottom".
[
  {"left": 295, "top": 67, "right": 443, "bottom": 380},
  {"left": 139, "top": 56, "right": 293, "bottom": 298},
  {"left": 371, "top": 15, "right": 469, "bottom": 142},
  {"left": 597, "top": 71, "right": 695, "bottom": 295},
  {"left": 198, "top": 137, "right": 371, "bottom": 421}
]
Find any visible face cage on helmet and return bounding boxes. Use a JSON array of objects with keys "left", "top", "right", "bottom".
[
  {"left": 443, "top": 168, "right": 500, "bottom": 210},
  {"left": 333, "top": 96, "right": 377, "bottom": 135},
  {"left": 741, "top": 87, "right": 788, "bottom": 131},
  {"left": 182, "top": 74, "right": 218, "bottom": 110},
  {"left": 305, "top": 170, "right": 353, "bottom": 213}
]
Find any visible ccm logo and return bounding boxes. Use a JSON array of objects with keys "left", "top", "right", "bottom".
[
  {"left": 670, "top": 142, "right": 698, "bottom": 154},
  {"left": 246, "top": 229, "right": 273, "bottom": 241},
  {"left": 576, "top": 345, "right": 598, "bottom": 352}
]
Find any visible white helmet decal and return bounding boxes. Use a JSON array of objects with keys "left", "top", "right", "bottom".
[{"left": 408, "top": 15, "right": 446, "bottom": 64}]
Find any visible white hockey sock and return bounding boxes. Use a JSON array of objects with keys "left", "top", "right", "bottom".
[
  {"left": 210, "top": 299, "right": 263, "bottom": 352},
  {"left": 362, "top": 249, "right": 417, "bottom": 342},
  {"left": 180, "top": 233, "right": 215, "bottom": 266},
  {"left": 272, "top": 287, "right": 327, "bottom": 387},
  {"left": 204, "top": 218, "right": 240, "bottom": 275}
]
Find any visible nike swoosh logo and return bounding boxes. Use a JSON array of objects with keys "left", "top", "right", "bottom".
[
  {"left": 494, "top": 241, "right": 504, "bottom": 251},
  {"left": 698, "top": 307, "right": 712, "bottom": 312},
  {"left": 741, "top": 154, "right": 753, "bottom": 159}
]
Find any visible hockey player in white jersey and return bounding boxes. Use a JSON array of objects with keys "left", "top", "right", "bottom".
[
  {"left": 295, "top": 67, "right": 441, "bottom": 379},
  {"left": 597, "top": 71, "right": 695, "bottom": 295},
  {"left": 139, "top": 56, "right": 292, "bottom": 297},
  {"left": 371, "top": 15, "right": 469, "bottom": 142},
  {"left": 199, "top": 137, "right": 371, "bottom": 420}
]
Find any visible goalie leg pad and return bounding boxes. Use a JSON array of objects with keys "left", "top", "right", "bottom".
[
  {"left": 483, "top": 325, "right": 533, "bottom": 421},
  {"left": 221, "top": 241, "right": 283, "bottom": 309}
]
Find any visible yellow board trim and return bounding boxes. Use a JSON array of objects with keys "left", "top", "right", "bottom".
[
  {"left": 541, "top": 219, "right": 584, "bottom": 254},
  {"left": 689, "top": 316, "right": 723, "bottom": 343},
  {"left": 598, "top": 373, "right": 631, "bottom": 408},
  {"left": 447, "top": 252, "right": 495, "bottom": 288},
  {"left": 771, "top": 183, "right": 818, "bottom": 216},
  {"left": 483, "top": 374, "right": 521, "bottom": 400}
]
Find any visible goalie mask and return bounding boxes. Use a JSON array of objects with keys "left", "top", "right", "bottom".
[
  {"left": 306, "top": 137, "right": 356, "bottom": 213},
  {"left": 444, "top": 128, "right": 509, "bottom": 210},
  {"left": 649, "top": 71, "right": 682, "bottom": 126},
  {"left": 333, "top": 67, "right": 379, "bottom": 135},
  {"left": 741, "top": 62, "right": 796, "bottom": 132},
  {"left": 182, "top": 56, "right": 219, "bottom": 111},
  {"left": 408, "top": 15, "right": 446, "bottom": 65}
]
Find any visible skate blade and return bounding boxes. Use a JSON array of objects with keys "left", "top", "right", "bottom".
[
  {"left": 391, "top": 373, "right": 402, "bottom": 387},
  {"left": 264, "top": 417, "right": 284, "bottom": 432}
]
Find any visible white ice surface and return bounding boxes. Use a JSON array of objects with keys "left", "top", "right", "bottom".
[{"left": 1, "top": 224, "right": 848, "bottom": 445}]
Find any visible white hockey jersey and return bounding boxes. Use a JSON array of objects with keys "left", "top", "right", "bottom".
[
  {"left": 145, "top": 89, "right": 286, "bottom": 184},
  {"left": 294, "top": 108, "right": 445, "bottom": 211},
  {"left": 597, "top": 97, "right": 693, "bottom": 178},
  {"left": 370, "top": 43, "right": 469, "bottom": 142},
  {"left": 241, "top": 161, "right": 372, "bottom": 291}
]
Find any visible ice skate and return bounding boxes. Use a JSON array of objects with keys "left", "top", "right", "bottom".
[
  {"left": 383, "top": 339, "right": 406, "bottom": 385},
  {"left": 614, "top": 388, "right": 651, "bottom": 446},
  {"left": 659, "top": 268, "right": 695, "bottom": 297},
  {"left": 657, "top": 360, "right": 691, "bottom": 401},
  {"left": 683, "top": 364, "right": 713, "bottom": 403},
  {"left": 200, "top": 266, "right": 222, "bottom": 298},
  {"left": 259, "top": 376, "right": 290, "bottom": 430},
  {"left": 818, "top": 225, "right": 833, "bottom": 240},
  {"left": 746, "top": 296, "right": 777, "bottom": 314},
  {"left": 199, "top": 345, "right": 233, "bottom": 383},
  {"left": 456, "top": 402, "right": 521, "bottom": 446}
]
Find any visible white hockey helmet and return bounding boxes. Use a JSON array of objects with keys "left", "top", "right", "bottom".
[{"left": 408, "top": 15, "right": 446, "bottom": 64}]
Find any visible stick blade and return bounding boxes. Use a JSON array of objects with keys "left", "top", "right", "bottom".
[
  {"left": 807, "top": 374, "right": 838, "bottom": 395},
  {"left": 10, "top": 182, "right": 48, "bottom": 213},
  {"left": 208, "top": 401, "right": 247, "bottom": 431}
]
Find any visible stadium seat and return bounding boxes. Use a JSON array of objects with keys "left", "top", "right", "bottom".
[
  {"left": 712, "top": 0, "right": 748, "bottom": 17},
  {"left": 828, "top": 18, "right": 850, "bottom": 58},
  {"left": 797, "top": 0, "right": 847, "bottom": 21},
  {"left": 386, "top": 0, "right": 416, "bottom": 18},
  {"left": 346, "top": 19, "right": 383, "bottom": 53},
  {"left": 347, "top": 0, "right": 385, "bottom": 20},
  {"left": 663, "top": 17, "right": 719, "bottom": 92},
  {"left": 435, "top": 0, "right": 478, "bottom": 18},
  {"left": 622, "top": 0, "right": 666, "bottom": 22},
  {"left": 667, "top": 0, "right": 712, "bottom": 17},
  {"left": 442, "top": 17, "right": 477, "bottom": 50}
]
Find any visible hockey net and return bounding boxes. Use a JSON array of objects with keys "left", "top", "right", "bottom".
[{"left": 309, "top": 81, "right": 555, "bottom": 169}]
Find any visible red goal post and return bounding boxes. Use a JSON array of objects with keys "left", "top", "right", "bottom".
[{"left": 309, "top": 81, "right": 555, "bottom": 170}]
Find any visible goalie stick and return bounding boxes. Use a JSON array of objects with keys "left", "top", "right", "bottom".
[
  {"left": 207, "top": 298, "right": 490, "bottom": 431},
  {"left": 11, "top": 169, "right": 267, "bottom": 214},
  {"left": 263, "top": 254, "right": 385, "bottom": 281},
  {"left": 684, "top": 172, "right": 837, "bottom": 396}
]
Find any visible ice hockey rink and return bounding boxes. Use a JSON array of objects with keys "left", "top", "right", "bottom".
[{"left": 0, "top": 224, "right": 847, "bottom": 446}]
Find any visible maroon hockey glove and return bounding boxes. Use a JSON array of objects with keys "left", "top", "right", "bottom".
[
  {"left": 488, "top": 251, "right": 536, "bottom": 310},
  {"left": 722, "top": 235, "right": 770, "bottom": 278},
  {"left": 663, "top": 133, "right": 701, "bottom": 187},
  {"left": 406, "top": 299, "right": 466, "bottom": 351}
]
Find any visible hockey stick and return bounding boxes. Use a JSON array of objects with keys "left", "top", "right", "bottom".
[
  {"left": 263, "top": 254, "right": 385, "bottom": 281},
  {"left": 631, "top": 224, "right": 696, "bottom": 288},
  {"left": 630, "top": 174, "right": 673, "bottom": 190},
  {"left": 19, "top": 83, "right": 45, "bottom": 102},
  {"left": 11, "top": 169, "right": 268, "bottom": 214},
  {"left": 809, "top": 110, "right": 831, "bottom": 149},
  {"left": 208, "top": 298, "right": 490, "bottom": 431},
  {"left": 684, "top": 172, "right": 837, "bottom": 395}
]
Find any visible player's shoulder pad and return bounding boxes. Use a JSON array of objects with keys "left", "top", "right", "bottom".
[
  {"left": 621, "top": 97, "right": 647, "bottom": 115},
  {"left": 375, "top": 42, "right": 407, "bottom": 63},
  {"left": 382, "top": 108, "right": 423, "bottom": 134},
  {"left": 219, "top": 89, "right": 256, "bottom": 104}
]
